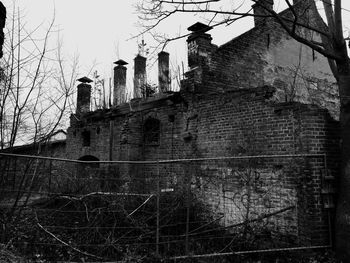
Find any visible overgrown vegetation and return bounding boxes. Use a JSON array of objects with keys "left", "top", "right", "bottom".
[
  {"left": 0, "top": 156, "right": 334, "bottom": 262},
  {"left": 0, "top": 190, "right": 335, "bottom": 262}
]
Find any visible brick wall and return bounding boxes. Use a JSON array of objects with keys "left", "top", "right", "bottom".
[
  {"left": 66, "top": 86, "right": 339, "bottom": 246},
  {"left": 183, "top": 4, "right": 338, "bottom": 119}
]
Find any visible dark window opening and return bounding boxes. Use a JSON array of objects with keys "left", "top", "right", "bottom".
[
  {"left": 78, "top": 155, "right": 100, "bottom": 169},
  {"left": 143, "top": 117, "right": 160, "bottom": 146},
  {"left": 168, "top": 114, "right": 175, "bottom": 122},
  {"left": 82, "top": 130, "right": 91, "bottom": 147}
]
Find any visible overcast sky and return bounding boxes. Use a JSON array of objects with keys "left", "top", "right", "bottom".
[{"left": 2, "top": 0, "right": 350, "bottom": 91}]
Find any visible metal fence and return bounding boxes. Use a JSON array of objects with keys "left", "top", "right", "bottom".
[{"left": 0, "top": 153, "right": 332, "bottom": 262}]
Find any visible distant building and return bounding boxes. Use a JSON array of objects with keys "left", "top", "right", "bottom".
[{"left": 2, "top": 130, "right": 67, "bottom": 157}]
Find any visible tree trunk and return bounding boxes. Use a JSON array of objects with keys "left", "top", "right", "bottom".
[{"left": 336, "top": 69, "right": 350, "bottom": 262}]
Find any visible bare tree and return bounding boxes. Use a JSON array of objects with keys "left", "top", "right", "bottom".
[
  {"left": 137, "top": 0, "right": 350, "bottom": 260},
  {"left": 0, "top": 3, "right": 81, "bottom": 220},
  {"left": 0, "top": 4, "right": 78, "bottom": 150}
]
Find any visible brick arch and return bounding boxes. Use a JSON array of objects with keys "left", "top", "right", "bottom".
[{"left": 78, "top": 155, "right": 100, "bottom": 168}]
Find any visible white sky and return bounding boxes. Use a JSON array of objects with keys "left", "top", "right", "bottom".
[{"left": 2, "top": 0, "right": 350, "bottom": 93}]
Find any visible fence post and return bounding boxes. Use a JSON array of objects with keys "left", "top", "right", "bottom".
[
  {"left": 12, "top": 157, "right": 17, "bottom": 191},
  {"left": 48, "top": 159, "right": 52, "bottom": 194},
  {"left": 185, "top": 162, "right": 191, "bottom": 255},
  {"left": 156, "top": 160, "right": 160, "bottom": 256}
]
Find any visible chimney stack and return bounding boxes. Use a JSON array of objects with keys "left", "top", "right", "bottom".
[
  {"left": 113, "top": 59, "right": 128, "bottom": 105},
  {"left": 187, "top": 22, "right": 213, "bottom": 69},
  {"left": 133, "top": 54, "right": 146, "bottom": 99},
  {"left": 76, "top": 77, "right": 92, "bottom": 114},
  {"left": 252, "top": 0, "right": 274, "bottom": 26},
  {"left": 158, "top": 51, "right": 170, "bottom": 93}
]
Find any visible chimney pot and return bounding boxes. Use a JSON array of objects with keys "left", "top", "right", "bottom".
[
  {"left": 187, "top": 22, "right": 213, "bottom": 69},
  {"left": 77, "top": 76, "right": 93, "bottom": 83},
  {"left": 113, "top": 60, "right": 128, "bottom": 106},
  {"left": 158, "top": 51, "right": 170, "bottom": 93},
  {"left": 114, "top": 59, "right": 128, "bottom": 66},
  {"left": 252, "top": 0, "right": 274, "bottom": 26},
  {"left": 134, "top": 54, "right": 147, "bottom": 99},
  {"left": 76, "top": 77, "right": 92, "bottom": 114}
]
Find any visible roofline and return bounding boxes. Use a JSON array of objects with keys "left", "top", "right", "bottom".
[{"left": 218, "top": 1, "right": 323, "bottom": 51}]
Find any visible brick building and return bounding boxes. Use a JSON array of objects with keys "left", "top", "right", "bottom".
[{"left": 66, "top": 0, "right": 339, "bottom": 247}]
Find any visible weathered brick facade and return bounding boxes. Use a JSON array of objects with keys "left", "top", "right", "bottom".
[
  {"left": 66, "top": 86, "right": 339, "bottom": 246},
  {"left": 183, "top": 0, "right": 338, "bottom": 118},
  {"left": 66, "top": 0, "right": 339, "bottom": 248}
]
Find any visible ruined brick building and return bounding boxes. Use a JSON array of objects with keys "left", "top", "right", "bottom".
[{"left": 66, "top": 0, "right": 339, "bottom": 247}]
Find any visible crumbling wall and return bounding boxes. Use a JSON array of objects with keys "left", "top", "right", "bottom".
[
  {"left": 178, "top": 87, "right": 339, "bottom": 245},
  {"left": 66, "top": 85, "right": 338, "bottom": 247},
  {"left": 183, "top": 11, "right": 338, "bottom": 119}
]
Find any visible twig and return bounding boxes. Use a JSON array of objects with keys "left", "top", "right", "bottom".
[
  {"left": 58, "top": 191, "right": 151, "bottom": 201},
  {"left": 188, "top": 215, "right": 224, "bottom": 234},
  {"left": 189, "top": 205, "right": 296, "bottom": 236},
  {"left": 36, "top": 216, "right": 103, "bottom": 260},
  {"left": 128, "top": 194, "right": 155, "bottom": 217}
]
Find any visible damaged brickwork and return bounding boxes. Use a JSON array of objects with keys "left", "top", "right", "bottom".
[
  {"left": 65, "top": 0, "right": 340, "bottom": 249},
  {"left": 67, "top": 86, "right": 339, "bottom": 246}
]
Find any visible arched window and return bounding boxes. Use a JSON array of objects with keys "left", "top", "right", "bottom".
[{"left": 143, "top": 117, "right": 160, "bottom": 146}]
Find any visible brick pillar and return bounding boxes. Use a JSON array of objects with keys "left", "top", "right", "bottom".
[
  {"left": 158, "top": 51, "right": 170, "bottom": 93},
  {"left": 133, "top": 54, "right": 146, "bottom": 99},
  {"left": 252, "top": 0, "right": 273, "bottom": 26},
  {"left": 113, "top": 59, "right": 128, "bottom": 106},
  {"left": 186, "top": 22, "right": 213, "bottom": 69},
  {"left": 76, "top": 77, "right": 92, "bottom": 114}
]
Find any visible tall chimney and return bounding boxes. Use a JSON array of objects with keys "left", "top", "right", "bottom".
[
  {"left": 187, "top": 22, "right": 213, "bottom": 69},
  {"left": 113, "top": 59, "right": 128, "bottom": 106},
  {"left": 76, "top": 77, "right": 92, "bottom": 114},
  {"left": 133, "top": 54, "right": 146, "bottom": 99},
  {"left": 158, "top": 51, "right": 170, "bottom": 93},
  {"left": 252, "top": 0, "right": 273, "bottom": 26}
]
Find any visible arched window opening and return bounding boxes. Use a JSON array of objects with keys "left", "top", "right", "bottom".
[
  {"left": 143, "top": 117, "right": 160, "bottom": 146},
  {"left": 78, "top": 155, "right": 100, "bottom": 169}
]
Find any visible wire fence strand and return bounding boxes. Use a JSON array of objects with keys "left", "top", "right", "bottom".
[{"left": 0, "top": 153, "right": 332, "bottom": 262}]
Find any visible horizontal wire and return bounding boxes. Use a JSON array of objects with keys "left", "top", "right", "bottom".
[
  {"left": 0, "top": 152, "right": 325, "bottom": 164},
  {"left": 30, "top": 208, "right": 157, "bottom": 213},
  {"left": 38, "top": 225, "right": 156, "bottom": 230},
  {"left": 33, "top": 219, "right": 221, "bottom": 229},
  {"left": 10, "top": 233, "right": 299, "bottom": 247},
  {"left": 0, "top": 175, "right": 174, "bottom": 181},
  {"left": 168, "top": 245, "right": 332, "bottom": 260},
  {"left": 0, "top": 189, "right": 153, "bottom": 197},
  {"left": 8, "top": 236, "right": 229, "bottom": 247},
  {"left": 0, "top": 175, "right": 162, "bottom": 181}
]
